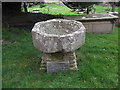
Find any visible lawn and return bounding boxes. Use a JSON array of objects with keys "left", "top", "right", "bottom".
[
  {"left": 95, "top": 5, "right": 119, "bottom": 13},
  {"left": 2, "top": 26, "right": 118, "bottom": 88},
  {"left": 28, "top": 4, "right": 81, "bottom": 15},
  {"left": 2, "top": 3, "right": 119, "bottom": 88},
  {"left": 27, "top": 4, "right": 119, "bottom": 15}
]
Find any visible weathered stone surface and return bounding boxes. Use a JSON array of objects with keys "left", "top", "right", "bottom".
[
  {"left": 32, "top": 19, "right": 86, "bottom": 71},
  {"left": 40, "top": 52, "right": 78, "bottom": 71},
  {"left": 32, "top": 19, "right": 86, "bottom": 53},
  {"left": 63, "top": 13, "right": 118, "bottom": 33},
  {"left": 82, "top": 21, "right": 114, "bottom": 33}
]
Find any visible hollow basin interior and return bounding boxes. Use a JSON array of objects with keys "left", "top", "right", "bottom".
[{"left": 38, "top": 20, "right": 81, "bottom": 35}]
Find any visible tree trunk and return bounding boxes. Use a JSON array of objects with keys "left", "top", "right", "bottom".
[
  {"left": 87, "top": 8, "right": 89, "bottom": 14},
  {"left": 23, "top": 3, "right": 28, "bottom": 12},
  {"left": 112, "top": 4, "right": 115, "bottom": 12}
]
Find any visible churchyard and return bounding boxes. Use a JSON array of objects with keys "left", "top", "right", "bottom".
[{"left": 2, "top": 2, "right": 119, "bottom": 88}]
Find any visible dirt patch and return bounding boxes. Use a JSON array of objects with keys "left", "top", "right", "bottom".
[
  {"left": 0, "top": 39, "right": 3, "bottom": 43},
  {"left": 115, "top": 18, "right": 120, "bottom": 27},
  {"left": 1, "top": 39, "right": 16, "bottom": 44}
]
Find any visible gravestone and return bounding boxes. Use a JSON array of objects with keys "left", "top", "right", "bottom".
[
  {"left": 63, "top": 13, "right": 118, "bottom": 33},
  {"left": 32, "top": 8, "right": 40, "bottom": 13}
]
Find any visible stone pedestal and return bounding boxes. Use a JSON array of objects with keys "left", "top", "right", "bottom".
[
  {"left": 32, "top": 19, "right": 86, "bottom": 72},
  {"left": 40, "top": 52, "right": 78, "bottom": 71}
]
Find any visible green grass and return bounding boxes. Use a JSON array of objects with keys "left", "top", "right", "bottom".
[
  {"left": 96, "top": 5, "right": 119, "bottom": 13},
  {"left": 2, "top": 27, "right": 118, "bottom": 88},
  {"left": 28, "top": 4, "right": 81, "bottom": 15},
  {"left": 3, "top": 4, "right": 119, "bottom": 88},
  {"left": 27, "top": 4, "right": 119, "bottom": 15}
]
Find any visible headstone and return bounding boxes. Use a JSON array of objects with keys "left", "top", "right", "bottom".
[
  {"left": 32, "top": 8, "right": 40, "bottom": 13},
  {"left": 47, "top": 61, "right": 70, "bottom": 73}
]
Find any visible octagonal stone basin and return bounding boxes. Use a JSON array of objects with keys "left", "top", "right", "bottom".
[{"left": 32, "top": 19, "right": 86, "bottom": 53}]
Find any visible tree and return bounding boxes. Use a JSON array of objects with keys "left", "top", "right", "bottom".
[
  {"left": 110, "top": 2, "right": 120, "bottom": 12},
  {"left": 22, "top": 2, "right": 28, "bottom": 12},
  {"left": 62, "top": 2, "right": 99, "bottom": 14}
]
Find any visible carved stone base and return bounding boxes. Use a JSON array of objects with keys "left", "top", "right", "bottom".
[{"left": 40, "top": 51, "right": 78, "bottom": 71}]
